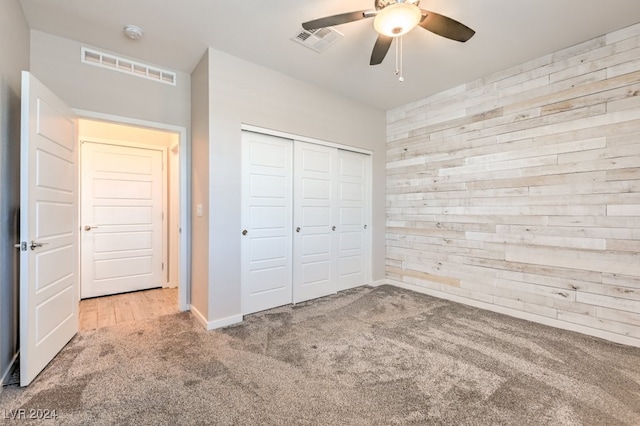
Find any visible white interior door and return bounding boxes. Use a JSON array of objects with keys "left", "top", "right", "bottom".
[
  {"left": 241, "top": 132, "right": 293, "bottom": 314},
  {"left": 293, "top": 141, "right": 339, "bottom": 303},
  {"left": 20, "top": 71, "right": 78, "bottom": 386},
  {"left": 81, "top": 142, "right": 164, "bottom": 298}
]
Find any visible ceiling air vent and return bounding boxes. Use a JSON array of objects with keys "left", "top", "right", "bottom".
[
  {"left": 291, "top": 27, "right": 343, "bottom": 53},
  {"left": 81, "top": 47, "right": 176, "bottom": 86}
]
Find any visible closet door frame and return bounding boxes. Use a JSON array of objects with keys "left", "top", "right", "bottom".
[{"left": 240, "top": 125, "right": 372, "bottom": 313}]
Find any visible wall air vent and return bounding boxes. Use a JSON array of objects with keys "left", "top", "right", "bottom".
[
  {"left": 81, "top": 47, "right": 176, "bottom": 86},
  {"left": 291, "top": 27, "right": 343, "bottom": 53}
]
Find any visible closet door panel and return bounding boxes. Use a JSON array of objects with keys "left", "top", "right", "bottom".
[
  {"left": 337, "top": 150, "right": 370, "bottom": 290},
  {"left": 293, "top": 142, "right": 339, "bottom": 303},
  {"left": 241, "top": 132, "right": 293, "bottom": 314}
]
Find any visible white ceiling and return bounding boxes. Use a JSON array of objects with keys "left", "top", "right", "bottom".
[{"left": 18, "top": 0, "right": 640, "bottom": 110}]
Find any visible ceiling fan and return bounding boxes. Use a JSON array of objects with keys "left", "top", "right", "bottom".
[{"left": 302, "top": 0, "right": 475, "bottom": 66}]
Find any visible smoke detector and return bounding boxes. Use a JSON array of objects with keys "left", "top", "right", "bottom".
[{"left": 124, "top": 25, "right": 144, "bottom": 40}]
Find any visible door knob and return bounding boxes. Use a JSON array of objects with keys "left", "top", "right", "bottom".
[
  {"left": 296, "top": 227, "right": 301, "bottom": 233},
  {"left": 84, "top": 225, "right": 98, "bottom": 231},
  {"left": 242, "top": 229, "right": 248, "bottom": 236},
  {"left": 30, "top": 241, "right": 49, "bottom": 250},
  {"left": 332, "top": 226, "right": 336, "bottom": 231},
  {"left": 364, "top": 224, "right": 367, "bottom": 229}
]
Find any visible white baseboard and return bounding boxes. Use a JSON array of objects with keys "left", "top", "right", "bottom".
[
  {"left": 190, "top": 305, "right": 208, "bottom": 329},
  {"left": 386, "top": 279, "right": 640, "bottom": 349},
  {"left": 207, "top": 315, "right": 243, "bottom": 330},
  {"left": 368, "top": 279, "right": 388, "bottom": 287},
  {"left": 189, "top": 305, "right": 243, "bottom": 331}
]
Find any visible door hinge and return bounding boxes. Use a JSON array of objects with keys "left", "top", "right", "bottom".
[{"left": 162, "top": 262, "right": 164, "bottom": 270}]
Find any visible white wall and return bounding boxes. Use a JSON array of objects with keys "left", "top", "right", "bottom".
[
  {"left": 78, "top": 120, "right": 178, "bottom": 147},
  {"left": 198, "top": 48, "right": 386, "bottom": 326},
  {"left": 190, "top": 51, "right": 210, "bottom": 321},
  {"left": 29, "top": 30, "right": 190, "bottom": 129},
  {"left": 386, "top": 23, "right": 640, "bottom": 347},
  {"left": 0, "top": 0, "right": 29, "bottom": 387}
]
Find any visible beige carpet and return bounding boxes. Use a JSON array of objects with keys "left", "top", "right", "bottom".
[{"left": 1, "top": 285, "right": 640, "bottom": 425}]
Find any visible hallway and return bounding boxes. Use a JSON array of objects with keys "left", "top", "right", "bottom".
[{"left": 79, "top": 287, "right": 178, "bottom": 331}]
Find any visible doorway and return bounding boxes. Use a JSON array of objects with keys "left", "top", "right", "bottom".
[
  {"left": 78, "top": 287, "right": 177, "bottom": 330},
  {"left": 18, "top": 72, "right": 190, "bottom": 386},
  {"left": 77, "top": 118, "right": 185, "bottom": 308}
]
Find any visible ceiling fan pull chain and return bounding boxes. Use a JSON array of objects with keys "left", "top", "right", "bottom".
[
  {"left": 394, "top": 36, "right": 405, "bottom": 82},
  {"left": 395, "top": 37, "right": 399, "bottom": 75}
]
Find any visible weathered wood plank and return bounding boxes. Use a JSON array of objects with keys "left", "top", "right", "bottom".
[
  {"left": 558, "top": 310, "right": 640, "bottom": 339},
  {"left": 386, "top": 23, "right": 640, "bottom": 345},
  {"left": 386, "top": 266, "right": 460, "bottom": 287},
  {"left": 505, "top": 245, "right": 640, "bottom": 277}
]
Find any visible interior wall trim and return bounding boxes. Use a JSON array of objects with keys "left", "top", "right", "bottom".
[
  {"left": 387, "top": 279, "right": 640, "bottom": 349},
  {"left": 189, "top": 305, "right": 208, "bottom": 329},
  {"left": 241, "top": 123, "right": 373, "bottom": 156},
  {"left": 192, "top": 300, "right": 243, "bottom": 330},
  {"left": 208, "top": 315, "right": 243, "bottom": 331}
]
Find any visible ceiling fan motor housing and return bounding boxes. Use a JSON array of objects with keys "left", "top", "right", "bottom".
[{"left": 375, "top": 0, "right": 420, "bottom": 11}]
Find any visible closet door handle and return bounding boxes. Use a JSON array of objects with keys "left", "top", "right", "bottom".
[
  {"left": 242, "top": 230, "right": 248, "bottom": 236},
  {"left": 296, "top": 227, "right": 301, "bottom": 233},
  {"left": 332, "top": 226, "right": 336, "bottom": 231}
]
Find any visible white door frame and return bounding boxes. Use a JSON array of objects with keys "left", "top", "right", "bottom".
[
  {"left": 242, "top": 124, "right": 373, "bottom": 157},
  {"left": 74, "top": 109, "right": 190, "bottom": 311}
]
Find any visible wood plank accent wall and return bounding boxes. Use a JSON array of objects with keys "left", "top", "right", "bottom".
[{"left": 386, "top": 23, "right": 640, "bottom": 347}]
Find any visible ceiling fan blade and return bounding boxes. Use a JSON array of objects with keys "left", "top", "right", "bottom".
[
  {"left": 370, "top": 35, "right": 393, "bottom": 65},
  {"left": 419, "top": 10, "right": 475, "bottom": 42},
  {"left": 302, "top": 10, "right": 372, "bottom": 31}
]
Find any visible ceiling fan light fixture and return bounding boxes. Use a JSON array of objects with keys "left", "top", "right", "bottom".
[{"left": 373, "top": 3, "right": 422, "bottom": 37}]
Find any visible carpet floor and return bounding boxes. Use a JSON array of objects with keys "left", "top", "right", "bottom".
[{"left": 1, "top": 285, "right": 640, "bottom": 425}]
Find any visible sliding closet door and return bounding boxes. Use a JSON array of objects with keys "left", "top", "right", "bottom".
[
  {"left": 241, "top": 132, "right": 372, "bottom": 312},
  {"left": 241, "top": 132, "right": 293, "bottom": 315},
  {"left": 293, "top": 141, "right": 339, "bottom": 303},
  {"left": 337, "top": 150, "right": 370, "bottom": 290}
]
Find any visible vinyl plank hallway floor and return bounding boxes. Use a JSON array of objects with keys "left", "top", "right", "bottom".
[{"left": 79, "top": 287, "right": 179, "bottom": 331}]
